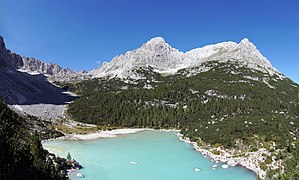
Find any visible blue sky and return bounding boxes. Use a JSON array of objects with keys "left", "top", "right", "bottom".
[{"left": 0, "top": 0, "right": 298, "bottom": 83}]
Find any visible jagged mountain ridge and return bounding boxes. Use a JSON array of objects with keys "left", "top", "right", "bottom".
[
  {"left": 20, "top": 57, "right": 75, "bottom": 77},
  {"left": 0, "top": 36, "right": 76, "bottom": 106},
  {"left": 92, "top": 37, "right": 283, "bottom": 80},
  {"left": 20, "top": 57, "right": 90, "bottom": 82},
  {"left": 0, "top": 35, "right": 89, "bottom": 82}
]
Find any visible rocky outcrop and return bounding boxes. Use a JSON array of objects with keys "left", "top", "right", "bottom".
[
  {"left": 20, "top": 57, "right": 92, "bottom": 82},
  {"left": 21, "top": 57, "right": 74, "bottom": 77},
  {"left": 0, "top": 36, "right": 23, "bottom": 70}
]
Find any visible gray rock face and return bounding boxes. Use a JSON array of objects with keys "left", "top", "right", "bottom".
[
  {"left": 0, "top": 36, "right": 84, "bottom": 121},
  {"left": 0, "top": 36, "right": 23, "bottom": 70},
  {"left": 0, "top": 69, "right": 76, "bottom": 105},
  {"left": 0, "top": 35, "right": 89, "bottom": 82},
  {"left": 92, "top": 37, "right": 283, "bottom": 79},
  {"left": 20, "top": 57, "right": 92, "bottom": 82},
  {"left": 0, "top": 35, "right": 87, "bottom": 82},
  {"left": 20, "top": 57, "right": 77, "bottom": 79},
  {"left": 0, "top": 42, "right": 77, "bottom": 105},
  {"left": 92, "top": 37, "right": 183, "bottom": 79}
]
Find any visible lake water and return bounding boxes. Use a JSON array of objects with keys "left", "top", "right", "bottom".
[{"left": 43, "top": 131, "right": 256, "bottom": 180}]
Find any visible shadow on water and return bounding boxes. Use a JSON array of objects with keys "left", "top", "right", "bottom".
[{"left": 0, "top": 69, "right": 77, "bottom": 105}]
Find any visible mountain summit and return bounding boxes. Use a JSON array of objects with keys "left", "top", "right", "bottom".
[
  {"left": 92, "top": 37, "right": 184, "bottom": 79},
  {"left": 92, "top": 37, "right": 282, "bottom": 79}
]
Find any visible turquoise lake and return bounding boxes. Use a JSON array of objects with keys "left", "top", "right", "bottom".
[{"left": 43, "top": 131, "right": 256, "bottom": 180}]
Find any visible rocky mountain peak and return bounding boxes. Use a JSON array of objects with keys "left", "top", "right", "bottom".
[
  {"left": 238, "top": 38, "right": 259, "bottom": 52},
  {"left": 229, "top": 38, "right": 273, "bottom": 69},
  {"left": 92, "top": 37, "right": 283, "bottom": 79},
  {"left": 0, "top": 36, "right": 5, "bottom": 50},
  {"left": 141, "top": 37, "right": 175, "bottom": 53},
  {"left": 0, "top": 36, "right": 23, "bottom": 69},
  {"left": 92, "top": 37, "right": 184, "bottom": 79},
  {"left": 240, "top": 38, "right": 251, "bottom": 44},
  {"left": 146, "top": 37, "right": 166, "bottom": 44}
]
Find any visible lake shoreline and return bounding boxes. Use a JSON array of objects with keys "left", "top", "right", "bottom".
[
  {"left": 42, "top": 128, "right": 179, "bottom": 142},
  {"left": 44, "top": 128, "right": 262, "bottom": 179},
  {"left": 178, "top": 134, "right": 265, "bottom": 179}
]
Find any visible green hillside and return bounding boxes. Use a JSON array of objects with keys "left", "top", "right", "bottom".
[
  {"left": 0, "top": 99, "right": 66, "bottom": 180},
  {"left": 63, "top": 61, "right": 299, "bottom": 179}
]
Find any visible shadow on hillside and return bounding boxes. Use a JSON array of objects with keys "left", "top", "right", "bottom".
[{"left": 0, "top": 70, "right": 77, "bottom": 105}]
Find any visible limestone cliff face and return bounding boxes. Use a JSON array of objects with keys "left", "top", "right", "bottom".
[
  {"left": 0, "top": 36, "right": 90, "bottom": 82},
  {"left": 20, "top": 57, "right": 91, "bottom": 82},
  {"left": 92, "top": 37, "right": 283, "bottom": 79},
  {"left": 0, "top": 36, "right": 66, "bottom": 75},
  {"left": 21, "top": 57, "right": 75, "bottom": 77},
  {"left": 0, "top": 36, "right": 77, "bottom": 105},
  {"left": 0, "top": 36, "right": 23, "bottom": 70}
]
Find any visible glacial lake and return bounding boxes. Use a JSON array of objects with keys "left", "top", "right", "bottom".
[{"left": 43, "top": 131, "right": 256, "bottom": 180}]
